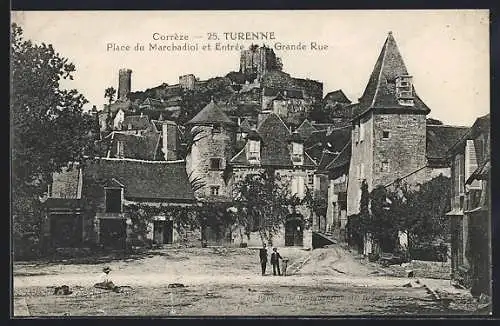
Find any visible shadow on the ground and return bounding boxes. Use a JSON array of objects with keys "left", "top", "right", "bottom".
[{"left": 15, "top": 248, "right": 173, "bottom": 267}]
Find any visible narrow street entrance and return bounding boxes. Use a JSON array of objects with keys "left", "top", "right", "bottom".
[{"left": 285, "top": 215, "right": 304, "bottom": 247}]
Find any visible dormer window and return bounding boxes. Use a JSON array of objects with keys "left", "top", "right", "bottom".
[
  {"left": 396, "top": 75, "right": 414, "bottom": 106},
  {"left": 247, "top": 139, "right": 261, "bottom": 164}
]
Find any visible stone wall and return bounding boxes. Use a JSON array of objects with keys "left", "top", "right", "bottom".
[
  {"left": 347, "top": 112, "right": 374, "bottom": 216},
  {"left": 187, "top": 125, "right": 236, "bottom": 200},
  {"left": 372, "top": 113, "right": 427, "bottom": 188}
]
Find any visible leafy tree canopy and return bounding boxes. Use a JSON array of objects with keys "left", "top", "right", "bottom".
[{"left": 11, "top": 23, "right": 98, "bottom": 257}]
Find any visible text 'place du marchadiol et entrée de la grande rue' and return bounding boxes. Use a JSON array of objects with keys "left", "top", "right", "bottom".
[{"left": 105, "top": 31, "right": 329, "bottom": 53}]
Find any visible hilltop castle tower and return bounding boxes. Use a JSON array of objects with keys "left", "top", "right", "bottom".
[
  {"left": 185, "top": 99, "right": 237, "bottom": 201},
  {"left": 346, "top": 32, "right": 431, "bottom": 219},
  {"left": 240, "top": 45, "right": 282, "bottom": 81},
  {"left": 118, "top": 68, "right": 132, "bottom": 100}
]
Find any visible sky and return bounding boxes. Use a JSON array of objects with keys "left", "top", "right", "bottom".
[{"left": 11, "top": 10, "right": 489, "bottom": 126}]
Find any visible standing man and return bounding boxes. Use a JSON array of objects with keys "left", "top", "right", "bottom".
[
  {"left": 271, "top": 247, "right": 283, "bottom": 276},
  {"left": 259, "top": 243, "right": 268, "bottom": 276}
]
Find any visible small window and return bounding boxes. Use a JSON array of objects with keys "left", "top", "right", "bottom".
[
  {"left": 292, "top": 143, "right": 303, "bottom": 155},
  {"left": 105, "top": 188, "right": 122, "bottom": 213},
  {"left": 209, "top": 158, "right": 222, "bottom": 170},
  {"left": 210, "top": 186, "right": 220, "bottom": 196},
  {"left": 249, "top": 140, "right": 260, "bottom": 155},
  {"left": 381, "top": 161, "right": 390, "bottom": 172},
  {"left": 307, "top": 174, "right": 314, "bottom": 186},
  {"left": 382, "top": 131, "right": 390, "bottom": 139}
]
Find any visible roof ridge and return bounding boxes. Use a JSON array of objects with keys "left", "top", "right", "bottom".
[
  {"left": 257, "top": 112, "right": 291, "bottom": 134},
  {"left": 99, "top": 158, "right": 186, "bottom": 164},
  {"left": 324, "top": 141, "right": 350, "bottom": 170},
  {"left": 371, "top": 35, "right": 389, "bottom": 108},
  {"left": 427, "top": 124, "right": 470, "bottom": 129}
]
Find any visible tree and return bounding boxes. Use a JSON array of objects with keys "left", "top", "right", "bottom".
[
  {"left": 11, "top": 23, "right": 96, "bottom": 258},
  {"left": 232, "top": 169, "right": 292, "bottom": 245},
  {"left": 104, "top": 87, "right": 116, "bottom": 104},
  {"left": 302, "top": 187, "right": 327, "bottom": 229}
]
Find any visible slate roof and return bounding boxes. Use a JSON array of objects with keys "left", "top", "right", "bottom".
[
  {"left": 354, "top": 32, "right": 431, "bottom": 119},
  {"left": 186, "top": 100, "right": 236, "bottom": 126},
  {"left": 426, "top": 125, "right": 470, "bottom": 159},
  {"left": 110, "top": 131, "right": 161, "bottom": 161},
  {"left": 467, "top": 159, "right": 490, "bottom": 183},
  {"left": 296, "top": 119, "right": 318, "bottom": 140},
  {"left": 122, "top": 115, "right": 151, "bottom": 130},
  {"left": 83, "top": 159, "right": 196, "bottom": 202},
  {"left": 324, "top": 141, "right": 351, "bottom": 171},
  {"left": 239, "top": 117, "right": 257, "bottom": 132},
  {"left": 324, "top": 90, "right": 351, "bottom": 104},
  {"left": 230, "top": 113, "right": 316, "bottom": 168},
  {"left": 304, "top": 125, "right": 352, "bottom": 163}
]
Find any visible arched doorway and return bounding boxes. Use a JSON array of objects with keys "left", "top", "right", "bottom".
[{"left": 285, "top": 215, "right": 304, "bottom": 247}]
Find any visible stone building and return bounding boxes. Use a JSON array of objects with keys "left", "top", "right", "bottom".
[
  {"left": 347, "top": 32, "right": 431, "bottom": 219},
  {"left": 240, "top": 44, "right": 282, "bottom": 81},
  {"left": 44, "top": 159, "right": 198, "bottom": 251},
  {"left": 118, "top": 68, "right": 132, "bottom": 100},
  {"left": 447, "top": 113, "right": 490, "bottom": 297},
  {"left": 185, "top": 99, "right": 238, "bottom": 201},
  {"left": 230, "top": 112, "right": 317, "bottom": 248}
]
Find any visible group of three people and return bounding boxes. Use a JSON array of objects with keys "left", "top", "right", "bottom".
[{"left": 259, "top": 244, "right": 285, "bottom": 276}]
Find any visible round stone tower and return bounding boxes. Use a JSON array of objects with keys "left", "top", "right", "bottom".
[
  {"left": 185, "top": 99, "right": 237, "bottom": 201},
  {"left": 118, "top": 68, "right": 132, "bottom": 100}
]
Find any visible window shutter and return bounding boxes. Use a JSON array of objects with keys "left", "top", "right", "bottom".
[
  {"left": 291, "top": 177, "right": 298, "bottom": 196},
  {"left": 221, "top": 158, "right": 226, "bottom": 170},
  {"left": 465, "top": 140, "right": 481, "bottom": 189}
]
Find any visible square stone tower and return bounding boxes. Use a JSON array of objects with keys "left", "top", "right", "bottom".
[{"left": 347, "top": 32, "right": 431, "bottom": 216}]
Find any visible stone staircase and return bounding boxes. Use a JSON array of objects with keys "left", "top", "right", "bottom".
[{"left": 312, "top": 225, "right": 337, "bottom": 249}]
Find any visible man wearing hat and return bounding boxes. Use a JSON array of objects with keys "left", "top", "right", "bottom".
[{"left": 270, "top": 247, "right": 283, "bottom": 276}]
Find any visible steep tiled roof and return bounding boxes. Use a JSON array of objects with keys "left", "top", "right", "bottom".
[
  {"left": 355, "top": 32, "right": 431, "bottom": 119},
  {"left": 239, "top": 117, "right": 257, "bottom": 132},
  {"left": 324, "top": 141, "right": 351, "bottom": 171},
  {"left": 296, "top": 119, "right": 318, "bottom": 140},
  {"left": 83, "top": 159, "right": 196, "bottom": 202},
  {"left": 304, "top": 125, "right": 352, "bottom": 162},
  {"left": 231, "top": 113, "right": 316, "bottom": 168},
  {"left": 110, "top": 131, "right": 161, "bottom": 161},
  {"left": 426, "top": 125, "right": 470, "bottom": 159},
  {"left": 186, "top": 100, "right": 236, "bottom": 126},
  {"left": 122, "top": 115, "right": 151, "bottom": 130},
  {"left": 324, "top": 90, "right": 351, "bottom": 104}
]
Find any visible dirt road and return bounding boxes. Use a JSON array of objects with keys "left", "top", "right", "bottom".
[{"left": 12, "top": 246, "right": 477, "bottom": 316}]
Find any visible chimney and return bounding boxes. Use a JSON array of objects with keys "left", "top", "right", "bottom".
[
  {"left": 162, "top": 120, "right": 178, "bottom": 161},
  {"left": 118, "top": 68, "right": 132, "bottom": 100}
]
